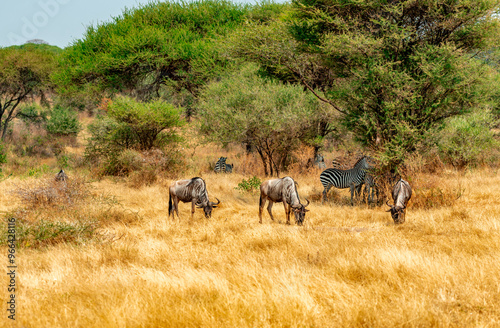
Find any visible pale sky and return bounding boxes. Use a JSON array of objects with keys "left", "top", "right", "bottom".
[{"left": 0, "top": 0, "right": 273, "bottom": 48}]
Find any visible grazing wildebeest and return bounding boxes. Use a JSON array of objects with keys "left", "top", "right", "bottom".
[
  {"left": 168, "top": 177, "right": 220, "bottom": 219},
  {"left": 259, "top": 176, "right": 310, "bottom": 225},
  {"left": 55, "top": 169, "right": 68, "bottom": 182},
  {"left": 225, "top": 163, "right": 233, "bottom": 173},
  {"left": 320, "top": 155, "right": 372, "bottom": 205},
  {"left": 386, "top": 178, "right": 412, "bottom": 224}
]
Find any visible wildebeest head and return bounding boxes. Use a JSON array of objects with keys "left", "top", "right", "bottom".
[
  {"left": 386, "top": 200, "right": 406, "bottom": 224},
  {"left": 291, "top": 199, "right": 310, "bottom": 225},
  {"left": 197, "top": 198, "right": 221, "bottom": 218}
]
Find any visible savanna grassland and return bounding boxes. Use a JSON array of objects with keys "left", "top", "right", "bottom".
[
  {"left": 2, "top": 1, "right": 500, "bottom": 327},
  {"left": 0, "top": 143, "right": 499, "bottom": 328}
]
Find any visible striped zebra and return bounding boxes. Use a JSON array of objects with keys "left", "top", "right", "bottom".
[
  {"left": 320, "top": 156, "right": 372, "bottom": 205},
  {"left": 214, "top": 157, "right": 227, "bottom": 173},
  {"left": 362, "top": 173, "right": 379, "bottom": 204}
]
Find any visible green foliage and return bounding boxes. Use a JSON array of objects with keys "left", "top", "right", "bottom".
[
  {"left": 7, "top": 43, "right": 63, "bottom": 55},
  {"left": 236, "top": 176, "right": 262, "bottom": 193},
  {"left": 0, "top": 218, "right": 97, "bottom": 248},
  {"left": 27, "top": 164, "right": 50, "bottom": 178},
  {"left": 106, "top": 96, "right": 184, "bottom": 150},
  {"left": 46, "top": 105, "right": 82, "bottom": 136},
  {"left": 435, "top": 111, "right": 499, "bottom": 169},
  {"left": 230, "top": 0, "right": 500, "bottom": 171},
  {"left": 199, "top": 64, "right": 335, "bottom": 176},
  {"left": 17, "top": 103, "right": 48, "bottom": 126},
  {"left": 55, "top": 0, "right": 286, "bottom": 107},
  {"left": 0, "top": 46, "right": 56, "bottom": 140},
  {"left": 0, "top": 143, "right": 6, "bottom": 165},
  {"left": 86, "top": 97, "right": 184, "bottom": 176}
]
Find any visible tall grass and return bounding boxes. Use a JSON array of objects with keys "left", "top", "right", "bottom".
[{"left": 0, "top": 157, "right": 499, "bottom": 327}]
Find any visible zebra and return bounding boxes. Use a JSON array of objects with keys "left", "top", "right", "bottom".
[
  {"left": 214, "top": 157, "right": 227, "bottom": 173},
  {"left": 320, "top": 155, "right": 372, "bottom": 205},
  {"left": 362, "top": 173, "right": 379, "bottom": 204}
]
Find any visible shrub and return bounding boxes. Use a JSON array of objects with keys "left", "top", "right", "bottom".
[
  {"left": 105, "top": 96, "right": 184, "bottom": 150},
  {"left": 46, "top": 105, "right": 82, "bottom": 136},
  {"left": 17, "top": 103, "right": 48, "bottom": 126},
  {"left": 435, "top": 111, "right": 499, "bottom": 169},
  {"left": 85, "top": 96, "right": 185, "bottom": 177},
  {"left": 236, "top": 176, "right": 262, "bottom": 193},
  {"left": 12, "top": 176, "right": 90, "bottom": 209}
]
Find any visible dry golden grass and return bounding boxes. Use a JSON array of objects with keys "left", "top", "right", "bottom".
[{"left": 1, "top": 152, "right": 500, "bottom": 327}]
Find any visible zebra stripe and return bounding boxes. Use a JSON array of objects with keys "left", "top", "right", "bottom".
[
  {"left": 320, "top": 156, "right": 371, "bottom": 205},
  {"left": 214, "top": 157, "right": 227, "bottom": 173}
]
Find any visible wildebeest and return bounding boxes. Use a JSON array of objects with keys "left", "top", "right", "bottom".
[
  {"left": 55, "top": 169, "right": 68, "bottom": 182},
  {"left": 386, "top": 178, "right": 412, "bottom": 224},
  {"left": 259, "top": 176, "right": 310, "bottom": 225},
  {"left": 168, "top": 177, "right": 220, "bottom": 219}
]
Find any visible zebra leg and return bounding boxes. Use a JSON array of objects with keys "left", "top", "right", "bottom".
[
  {"left": 322, "top": 185, "right": 332, "bottom": 204},
  {"left": 266, "top": 201, "right": 275, "bottom": 221},
  {"left": 350, "top": 184, "right": 356, "bottom": 206}
]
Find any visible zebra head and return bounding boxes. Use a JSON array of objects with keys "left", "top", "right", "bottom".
[
  {"left": 197, "top": 198, "right": 221, "bottom": 218},
  {"left": 291, "top": 199, "right": 310, "bottom": 226},
  {"left": 354, "top": 155, "right": 373, "bottom": 171}
]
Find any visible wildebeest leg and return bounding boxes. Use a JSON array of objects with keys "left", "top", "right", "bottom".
[
  {"left": 266, "top": 201, "right": 275, "bottom": 221},
  {"left": 191, "top": 199, "right": 196, "bottom": 220},
  {"left": 259, "top": 196, "right": 266, "bottom": 224},
  {"left": 173, "top": 197, "right": 180, "bottom": 219},
  {"left": 284, "top": 202, "right": 290, "bottom": 225}
]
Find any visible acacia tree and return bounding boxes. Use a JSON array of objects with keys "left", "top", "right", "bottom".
[
  {"left": 0, "top": 45, "right": 56, "bottom": 140},
  {"left": 54, "top": 0, "right": 286, "bottom": 115},
  {"left": 229, "top": 0, "right": 500, "bottom": 170},
  {"left": 198, "top": 65, "right": 335, "bottom": 176}
]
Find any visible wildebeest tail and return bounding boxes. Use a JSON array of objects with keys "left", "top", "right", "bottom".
[
  {"left": 168, "top": 193, "right": 173, "bottom": 217},
  {"left": 259, "top": 194, "right": 264, "bottom": 209}
]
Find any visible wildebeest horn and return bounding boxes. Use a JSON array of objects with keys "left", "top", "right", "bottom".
[
  {"left": 304, "top": 198, "right": 310, "bottom": 207},
  {"left": 210, "top": 198, "right": 221, "bottom": 207},
  {"left": 386, "top": 200, "right": 394, "bottom": 212}
]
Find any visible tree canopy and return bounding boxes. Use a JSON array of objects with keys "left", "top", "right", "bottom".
[
  {"left": 229, "top": 0, "right": 500, "bottom": 170},
  {"left": 198, "top": 64, "right": 335, "bottom": 176},
  {"left": 0, "top": 45, "right": 56, "bottom": 139},
  {"left": 54, "top": 0, "right": 287, "bottom": 110}
]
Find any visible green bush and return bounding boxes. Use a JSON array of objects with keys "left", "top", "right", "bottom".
[
  {"left": 46, "top": 105, "right": 81, "bottom": 136},
  {"left": 85, "top": 96, "right": 184, "bottom": 177},
  {"left": 17, "top": 103, "right": 48, "bottom": 126},
  {"left": 435, "top": 111, "right": 499, "bottom": 169},
  {"left": 236, "top": 176, "right": 262, "bottom": 193}
]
